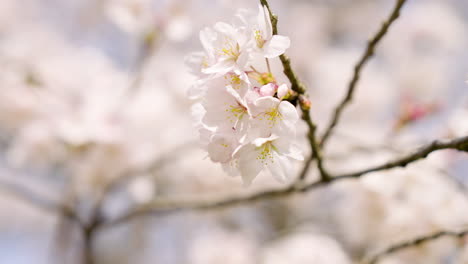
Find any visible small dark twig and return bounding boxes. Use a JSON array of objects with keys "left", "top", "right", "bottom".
[
  {"left": 100, "top": 135, "right": 468, "bottom": 228},
  {"left": 320, "top": 0, "right": 408, "bottom": 147},
  {"left": 0, "top": 181, "right": 81, "bottom": 225},
  {"left": 365, "top": 229, "right": 468, "bottom": 264},
  {"left": 333, "top": 135, "right": 468, "bottom": 180},
  {"left": 260, "top": 0, "right": 328, "bottom": 181}
]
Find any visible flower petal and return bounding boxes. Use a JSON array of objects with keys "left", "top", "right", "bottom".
[
  {"left": 278, "top": 101, "right": 298, "bottom": 123},
  {"left": 252, "top": 135, "right": 278, "bottom": 147},
  {"left": 251, "top": 96, "right": 280, "bottom": 116},
  {"left": 236, "top": 144, "right": 263, "bottom": 186},
  {"left": 207, "top": 135, "right": 237, "bottom": 163},
  {"left": 264, "top": 35, "right": 290, "bottom": 58},
  {"left": 222, "top": 161, "right": 239, "bottom": 177},
  {"left": 199, "top": 27, "right": 217, "bottom": 55},
  {"left": 257, "top": 4, "right": 272, "bottom": 39},
  {"left": 214, "top": 22, "right": 237, "bottom": 37},
  {"left": 267, "top": 151, "right": 291, "bottom": 183}
]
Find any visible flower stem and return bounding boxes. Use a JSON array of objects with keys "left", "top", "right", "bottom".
[{"left": 265, "top": 58, "right": 272, "bottom": 74}]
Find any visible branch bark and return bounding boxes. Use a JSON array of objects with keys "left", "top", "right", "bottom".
[
  {"left": 320, "top": 0, "right": 408, "bottom": 147},
  {"left": 365, "top": 229, "right": 468, "bottom": 264},
  {"left": 260, "top": 0, "right": 329, "bottom": 181},
  {"left": 334, "top": 135, "right": 468, "bottom": 180},
  {"left": 100, "top": 135, "right": 468, "bottom": 228},
  {"left": 0, "top": 181, "right": 80, "bottom": 224}
]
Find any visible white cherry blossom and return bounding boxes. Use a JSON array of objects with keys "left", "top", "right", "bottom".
[
  {"left": 202, "top": 84, "right": 250, "bottom": 133},
  {"left": 249, "top": 96, "right": 299, "bottom": 138},
  {"left": 233, "top": 135, "right": 303, "bottom": 185},
  {"left": 252, "top": 4, "right": 291, "bottom": 58},
  {"left": 200, "top": 22, "right": 252, "bottom": 79},
  {"left": 188, "top": 4, "right": 300, "bottom": 185},
  {"left": 206, "top": 132, "right": 240, "bottom": 164}
]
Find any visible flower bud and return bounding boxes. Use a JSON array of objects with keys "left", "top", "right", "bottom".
[
  {"left": 299, "top": 95, "right": 311, "bottom": 111},
  {"left": 259, "top": 83, "right": 277, "bottom": 97},
  {"left": 277, "top": 84, "right": 289, "bottom": 99}
]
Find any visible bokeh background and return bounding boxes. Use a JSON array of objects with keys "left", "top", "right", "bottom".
[{"left": 0, "top": 0, "right": 468, "bottom": 263}]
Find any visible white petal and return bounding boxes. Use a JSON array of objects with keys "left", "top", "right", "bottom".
[
  {"left": 226, "top": 85, "right": 244, "bottom": 105},
  {"left": 214, "top": 22, "right": 237, "bottom": 38},
  {"left": 191, "top": 103, "right": 206, "bottom": 128},
  {"left": 222, "top": 161, "right": 239, "bottom": 177},
  {"left": 235, "top": 8, "right": 253, "bottom": 26},
  {"left": 278, "top": 101, "right": 299, "bottom": 123},
  {"left": 187, "top": 79, "right": 207, "bottom": 99},
  {"left": 198, "top": 126, "right": 213, "bottom": 146},
  {"left": 207, "top": 135, "right": 237, "bottom": 163},
  {"left": 287, "top": 147, "right": 304, "bottom": 161},
  {"left": 202, "top": 58, "right": 233, "bottom": 74},
  {"left": 264, "top": 35, "right": 290, "bottom": 58},
  {"left": 199, "top": 27, "right": 216, "bottom": 55},
  {"left": 184, "top": 52, "right": 205, "bottom": 76},
  {"left": 252, "top": 135, "right": 278, "bottom": 147},
  {"left": 267, "top": 152, "right": 291, "bottom": 183},
  {"left": 251, "top": 96, "right": 280, "bottom": 116},
  {"left": 236, "top": 144, "right": 263, "bottom": 186},
  {"left": 257, "top": 4, "right": 272, "bottom": 39},
  {"left": 235, "top": 49, "right": 251, "bottom": 70},
  {"left": 244, "top": 89, "right": 260, "bottom": 107}
]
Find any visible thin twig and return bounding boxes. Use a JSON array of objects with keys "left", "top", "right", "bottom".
[
  {"left": 100, "top": 135, "right": 468, "bottom": 228},
  {"left": 301, "top": 108, "right": 330, "bottom": 181},
  {"left": 99, "top": 141, "right": 195, "bottom": 208},
  {"left": 333, "top": 135, "right": 468, "bottom": 180},
  {"left": 265, "top": 58, "right": 272, "bottom": 73},
  {"left": 0, "top": 180, "right": 81, "bottom": 225},
  {"left": 124, "top": 28, "right": 161, "bottom": 99},
  {"left": 365, "top": 229, "right": 468, "bottom": 264},
  {"left": 320, "top": 0, "right": 408, "bottom": 147},
  {"left": 260, "top": 0, "right": 329, "bottom": 181}
]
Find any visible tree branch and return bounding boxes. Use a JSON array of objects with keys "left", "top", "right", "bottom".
[
  {"left": 333, "top": 135, "right": 468, "bottom": 180},
  {"left": 99, "top": 135, "right": 468, "bottom": 228},
  {"left": 260, "top": 0, "right": 329, "bottom": 181},
  {"left": 101, "top": 141, "right": 195, "bottom": 201},
  {"left": 365, "top": 229, "right": 468, "bottom": 264},
  {"left": 0, "top": 180, "right": 81, "bottom": 225},
  {"left": 320, "top": 0, "right": 408, "bottom": 147}
]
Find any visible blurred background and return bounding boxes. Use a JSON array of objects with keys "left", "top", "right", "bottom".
[{"left": 0, "top": 0, "right": 468, "bottom": 263}]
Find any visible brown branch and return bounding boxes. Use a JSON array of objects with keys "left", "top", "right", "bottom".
[
  {"left": 301, "top": 108, "right": 330, "bottom": 181},
  {"left": 100, "top": 185, "right": 297, "bottom": 228},
  {"left": 333, "top": 135, "right": 468, "bottom": 180},
  {"left": 320, "top": 0, "right": 408, "bottom": 147},
  {"left": 101, "top": 141, "right": 195, "bottom": 200},
  {"left": 260, "top": 0, "right": 328, "bottom": 181},
  {"left": 0, "top": 180, "right": 81, "bottom": 225},
  {"left": 82, "top": 225, "right": 96, "bottom": 264},
  {"left": 124, "top": 28, "right": 161, "bottom": 99},
  {"left": 99, "top": 135, "right": 468, "bottom": 228},
  {"left": 365, "top": 229, "right": 468, "bottom": 264}
]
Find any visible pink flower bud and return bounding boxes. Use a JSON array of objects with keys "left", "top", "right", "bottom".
[
  {"left": 259, "top": 83, "right": 277, "bottom": 97},
  {"left": 277, "top": 84, "right": 289, "bottom": 99}
]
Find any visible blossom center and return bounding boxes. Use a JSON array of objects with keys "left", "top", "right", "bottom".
[
  {"left": 262, "top": 107, "right": 282, "bottom": 128},
  {"left": 255, "top": 142, "right": 279, "bottom": 165},
  {"left": 219, "top": 38, "right": 241, "bottom": 61},
  {"left": 255, "top": 30, "right": 266, "bottom": 48},
  {"left": 224, "top": 74, "right": 242, "bottom": 90},
  {"left": 225, "top": 102, "right": 247, "bottom": 124}
]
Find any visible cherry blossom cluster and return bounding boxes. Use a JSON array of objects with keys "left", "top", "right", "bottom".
[{"left": 187, "top": 5, "right": 303, "bottom": 185}]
